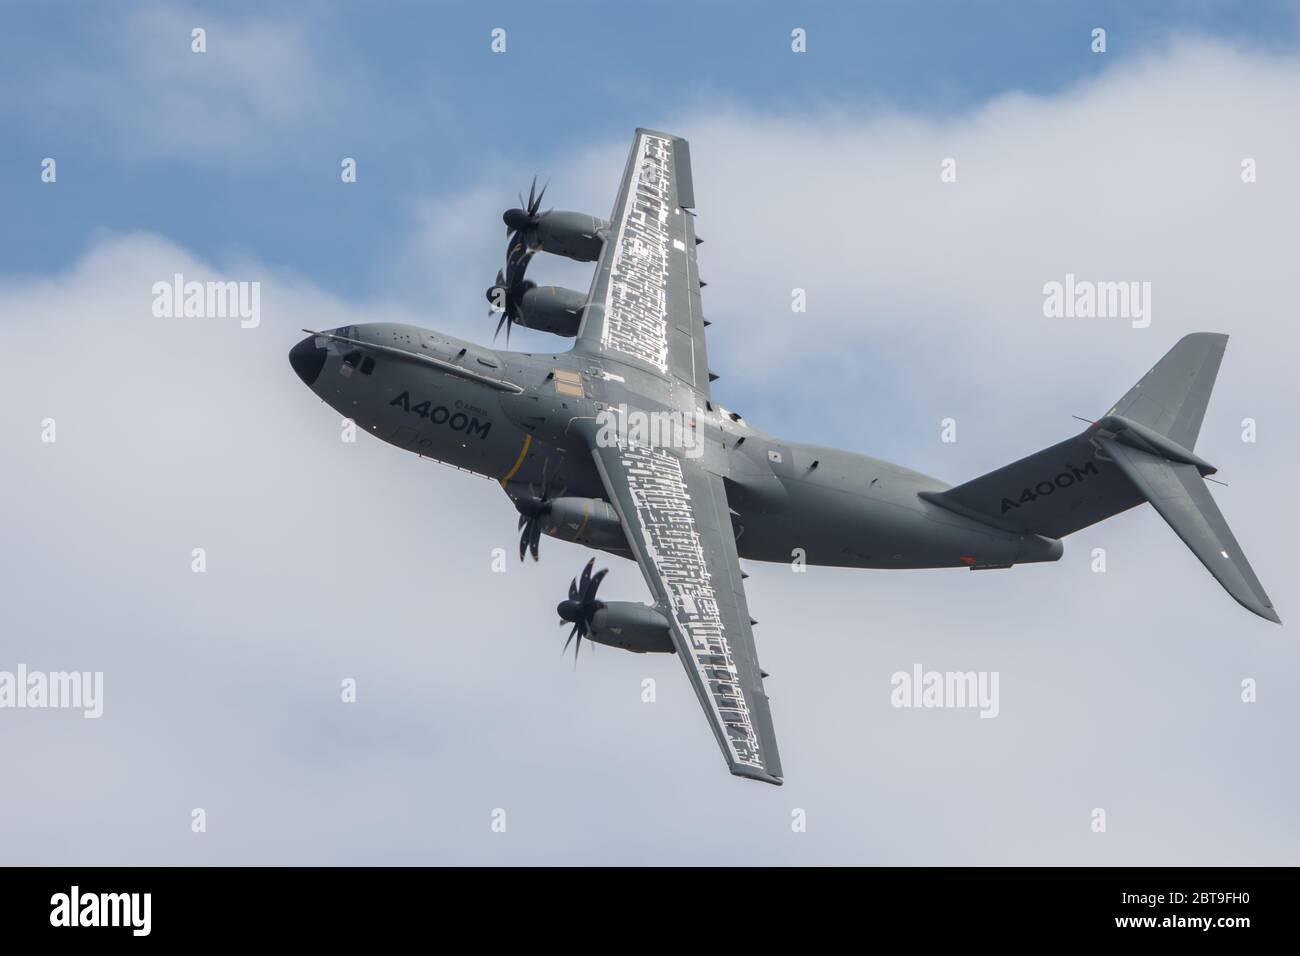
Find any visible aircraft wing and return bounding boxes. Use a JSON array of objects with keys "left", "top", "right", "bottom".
[
  {"left": 582, "top": 429, "right": 784, "bottom": 784},
  {"left": 573, "top": 129, "right": 711, "bottom": 393},
  {"left": 570, "top": 129, "right": 779, "bottom": 781}
]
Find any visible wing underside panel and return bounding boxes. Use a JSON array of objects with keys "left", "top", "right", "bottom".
[
  {"left": 575, "top": 129, "right": 707, "bottom": 391},
  {"left": 589, "top": 436, "right": 782, "bottom": 783}
]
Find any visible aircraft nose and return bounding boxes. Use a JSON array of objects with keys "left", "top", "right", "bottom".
[{"left": 289, "top": 335, "right": 327, "bottom": 387}]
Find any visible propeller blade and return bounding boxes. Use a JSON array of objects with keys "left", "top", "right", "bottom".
[
  {"left": 518, "top": 522, "right": 530, "bottom": 562},
  {"left": 532, "top": 180, "right": 548, "bottom": 215},
  {"left": 584, "top": 567, "right": 607, "bottom": 603},
  {"left": 507, "top": 243, "right": 533, "bottom": 282},
  {"left": 579, "top": 557, "right": 593, "bottom": 595},
  {"left": 529, "top": 520, "right": 541, "bottom": 561},
  {"left": 568, "top": 577, "right": 578, "bottom": 600},
  {"left": 564, "top": 623, "right": 578, "bottom": 653}
]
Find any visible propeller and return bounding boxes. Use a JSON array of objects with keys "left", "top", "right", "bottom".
[
  {"left": 556, "top": 558, "right": 607, "bottom": 663},
  {"left": 485, "top": 263, "right": 534, "bottom": 345},
  {"left": 513, "top": 460, "right": 562, "bottom": 561},
  {"left": 503, "top": 176, "right": 549, "bottom": 255},
  {"left": 485, "top": 177, "right": 549, "bottom": 344}
]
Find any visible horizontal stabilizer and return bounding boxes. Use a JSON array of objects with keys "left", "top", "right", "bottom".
[{"left": 1100, "top": 437, "right": 1279, "bottom": 624}]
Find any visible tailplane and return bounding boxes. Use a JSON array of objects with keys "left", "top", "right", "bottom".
[{"left": 921, "top": 333, "right": 1279, "bottom": 623}]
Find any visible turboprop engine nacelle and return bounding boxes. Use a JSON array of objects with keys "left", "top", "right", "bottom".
[
  {"left": 516, "top": 285, "right": 586, "bottom": 337},
  {"left": 588, "top": 602, "right": 673, "bottom": 654},
  {"left": 544, "top": 497, "right": 627, "bottom": 550},
  {"left": 528, "top": 211, "right": 607, "bottom": 262}
]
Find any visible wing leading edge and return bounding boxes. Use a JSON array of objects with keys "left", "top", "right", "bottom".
[{"left": 581, "top": 426, "right": 783, "bottom": 784}]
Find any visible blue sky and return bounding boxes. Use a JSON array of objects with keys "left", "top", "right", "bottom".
[
  {"left": 4, "top": 0, "right": 1298, "bottom": 300},
  {"left": 4, "top": 3, "right": 1300, "bottom": 864}
]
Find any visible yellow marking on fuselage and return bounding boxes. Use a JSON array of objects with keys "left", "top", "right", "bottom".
[
  {"left": 572, "top": 500, "right": 591, "bottom": 541},
  {"left": 499, "top": 433, "right": 532, "bottom": 487}
]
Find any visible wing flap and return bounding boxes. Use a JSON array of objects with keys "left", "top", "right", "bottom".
[{"left": 672, "top": 135, "right": 696, "bottom": 209}]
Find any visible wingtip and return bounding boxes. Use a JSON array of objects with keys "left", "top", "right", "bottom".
[
  {"left": 730, "top": 764, "right": 784, "bottom": 786},
  {"left": 1240, "top": 596, "right": 1281, "bottom": 624},
  {"left": 636, "top": 126, "right": 684, "bottom": 142},
  {"left": 1183, "top": 331, "right": 1229, "bottom": 343}
]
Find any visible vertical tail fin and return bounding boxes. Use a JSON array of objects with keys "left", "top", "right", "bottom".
[{"left": 1103, "top": 331, "right": 1226, "bottom": 450}]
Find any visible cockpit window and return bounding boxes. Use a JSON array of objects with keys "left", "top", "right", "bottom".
[{"left": 338, "top": 349, "right": 365, "bottom": 378}]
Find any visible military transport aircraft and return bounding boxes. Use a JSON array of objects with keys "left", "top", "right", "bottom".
[{"left": 290, "top": 129, "right": 1279, "bottom": 785}]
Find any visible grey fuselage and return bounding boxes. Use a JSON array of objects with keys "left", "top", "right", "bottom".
[{"left": 289, "top": 323, "right": 1064, "bottom": 571}]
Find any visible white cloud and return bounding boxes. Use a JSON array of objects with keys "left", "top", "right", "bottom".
[{"left": 3, "top": 39, "right": 1299, "bottom": 864}]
